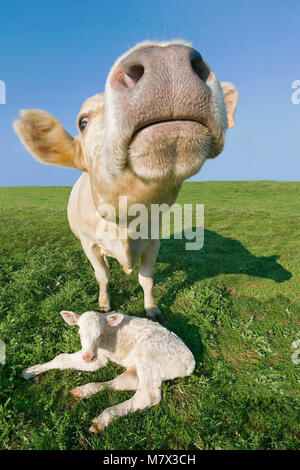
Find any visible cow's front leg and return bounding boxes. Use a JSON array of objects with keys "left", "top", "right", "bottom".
[
  {"left": 81, "top": 240, "right": 111, "bottom": 312},
  {"left": 22, "top": 351, "right": 107, "bottom": 379},
  {"left": 138, "top": 240, "right": 164, "bottom": 321}
]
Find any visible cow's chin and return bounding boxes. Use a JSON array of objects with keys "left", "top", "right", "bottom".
[{"left": 128, "top": 120, "right": 210, "bottom": 182}]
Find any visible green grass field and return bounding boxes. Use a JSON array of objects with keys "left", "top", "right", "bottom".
[{"left": 0, "top": 181, "right": 299, "bottom": 450}]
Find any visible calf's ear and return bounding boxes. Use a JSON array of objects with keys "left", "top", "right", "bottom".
[
  {"left": 106, "top": 313, "right": 124, "bottom": 327},
  {"left": 60, "top": 310, "right": 80, "bottom": 325},
  {"left": 13, "top": 109, "right": 87, "bottom": 171},
  {"left": 220, "top": 82, "right": 239, "bottom": 128}
]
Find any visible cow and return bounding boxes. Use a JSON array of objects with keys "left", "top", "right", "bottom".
[{"left": 13, "top": 40, "right": 239, "bottom": 320}]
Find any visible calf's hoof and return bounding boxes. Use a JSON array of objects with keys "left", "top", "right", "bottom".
[
  {"left": 146, "top": 307, "right": 165, "bottom": 322},
  {"left": 70, "top": 388, "right": 83, "bottom": 400},
  {"left": 89, "top": 422, "right": 104, "bottom": 434},
  {"left": 22, "top": 367, "right": 37, "bottom": 380}
]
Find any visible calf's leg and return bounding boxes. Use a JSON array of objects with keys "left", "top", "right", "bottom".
[
  {"left": 70, "top": 368, "right": 138, "bottom": 399},
  {"left": 22, "top": 351, "right": 107, "bottom": 379},
  {"left": 89, "top": 367, "right": 162, "bottom": 433}
]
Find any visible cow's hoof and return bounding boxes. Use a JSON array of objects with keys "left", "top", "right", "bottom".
[
  {"left": 146, "top": 307, "right": 165, "bottom": 322},
  {"left": 99, "top": 305, "right": 112, "bottom": 313},
  {"left": 98, "top": 300, "right": 112, "bottom": 313},
  {"left": 89, "top": 422, "right": 104, "bottom": 434},
  {"left": 70, "top": 388, "right": 83, "bottom": 400}
]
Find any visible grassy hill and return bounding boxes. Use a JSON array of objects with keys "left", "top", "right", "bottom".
[{"left": 0, "top": 181, "right": 299, "bottom": 450}]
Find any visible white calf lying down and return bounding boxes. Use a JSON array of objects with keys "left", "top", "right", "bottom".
[{"left": 22, "top": 310, "right": 195, "bottom": 433}]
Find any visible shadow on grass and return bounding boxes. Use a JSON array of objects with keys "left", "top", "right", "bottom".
[
  {"left": 150, "top": 228, "right": 292, "bottom": 341},
  {"left": 110, "top": 229, "right": 291, "bottom": 367},
  {"left": 158, "top": 228, "right": 291, "bottom": 283}
]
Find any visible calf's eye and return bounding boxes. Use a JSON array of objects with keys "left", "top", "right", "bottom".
[{"left": 79, "top": 117, "right": 89, "bottom": 131}]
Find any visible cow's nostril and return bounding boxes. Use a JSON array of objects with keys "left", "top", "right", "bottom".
[
  {"left": 122, "top": 63, "right": 144, "bottom": 88},
  {"left": 128, "top": 64, "right": 144, "bottom": 82},
  {"left": 190, "top": 51, "right": 210, "bottom": 82}
]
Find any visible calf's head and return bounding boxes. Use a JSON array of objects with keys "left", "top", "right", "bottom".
[
  {"left": 60, "top": 310, "right": 124, "bottom": 362},
  {"left": 14, "top": 40, "right": 238, "bottom": 190}
]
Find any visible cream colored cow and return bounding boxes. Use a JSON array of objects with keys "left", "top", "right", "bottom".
[
  {"left": 22, "top": 309, "right": 195, "bottom": 433},
  {"left": 14, "top": 40, "right": 238, "bottom": 320}
]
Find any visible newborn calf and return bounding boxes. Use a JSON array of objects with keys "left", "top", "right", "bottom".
[{"left": 22, "top": 310, "right": 195, "bottom": 433}]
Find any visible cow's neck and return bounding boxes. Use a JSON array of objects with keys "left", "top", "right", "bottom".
[
  {"left": 91, "top": 168, "right": 183, "bottom": 219},
  {"left": 88, "top": 170, "right": 183, "bottom": 272}
]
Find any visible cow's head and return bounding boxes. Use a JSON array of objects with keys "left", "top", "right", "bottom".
[{"left": 14, "top": 40, "right": 238, "bottom": 188}]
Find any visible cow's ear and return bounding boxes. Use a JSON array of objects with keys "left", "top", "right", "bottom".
[
  {"left": 220, "top": 82, "right": 239, "bottom": 128},
  {"left": 13, "top": 109, "right": 87, "bottom": 171}
]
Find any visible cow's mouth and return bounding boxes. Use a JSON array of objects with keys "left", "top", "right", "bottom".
[
  {"left": 127, "top": 119, "right": 212, "bottom": 181},
  {"left": 131, "top": 119, "right": 208, "bottom": 141}
]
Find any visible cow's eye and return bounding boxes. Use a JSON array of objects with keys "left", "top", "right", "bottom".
[{"left": 79, "top": 116, "right": 89, "bottom": 131}]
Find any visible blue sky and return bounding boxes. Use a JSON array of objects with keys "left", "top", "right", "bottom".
[{"left": 0, "top": 0, "right": 299, "bottom": 186}]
